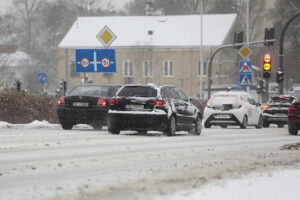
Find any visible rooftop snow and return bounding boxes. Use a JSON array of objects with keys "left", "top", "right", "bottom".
[{"left": 59, "top": 14, "right": 237, "bottom": 49}]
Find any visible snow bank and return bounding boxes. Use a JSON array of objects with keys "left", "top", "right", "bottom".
[
  {"left": 0, "top": 120, "right": 60, "bottom": 129},
  {"left": 162, "top": 168, "right": 300, "bottom": 200},
  {"left": 0, "top": 120, "right": 93, "bottom": 129}
]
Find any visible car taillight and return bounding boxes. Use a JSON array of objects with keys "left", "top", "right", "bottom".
[
  {"left": 289, "top": 105, "right": 295, "bottom": 112},
  {"left": 110, "top": 98, "right": 119, "bottom": 105},
  {"left": 150, "top": 100, "right": 166, "bottom": 106},
  {"left": 97, "top": 98, "right": 108, "bottom": 107},
  {"left": 57, "top": 97, "right": 65, "bottom": 105},
  {"left": 262, "top": 105, "right": 271, "bottom": 110}
]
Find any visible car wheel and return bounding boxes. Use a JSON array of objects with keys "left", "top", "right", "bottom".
[
  {"left": 137, "top": 130, "right": 148, "bottom": 135},
  {"left": 204, "top": 123, "right": 211, "bottom": 128},
  {"left": 91, "top": 121, "right": 103, "bottom": 130},
  {"left": 255, "top": 115, "right": 263, "bottom": 129},
  {"left": 288, "top": 123, "right": 298, "bottom": 135},
  {"left": 221, "top": 125, "right": 227, "bottom": 128},
  {"left": 263, "top": 122, "right": 270, "bottom": 128},
  {"left": 61, "top": 122, "right": 73, "bottom": 130},
  {"left": 277, "top": 124, "right": 284, "bottom": 128},
  {"left": 108, "top": 128, "right": 120, "bottom": 135},
  {"left": 164, "top": 115, "right": 176, "bottom": 136},
  {"left": 240, "top": 116, "right": 247, "bottom": 129},
  {"left": 190, "top": 116, "right": 202, "bottom": 135}
]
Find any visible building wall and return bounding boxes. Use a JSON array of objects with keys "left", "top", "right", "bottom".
[{"left": 58, "top": 48, "right": 227, "bottom": 98}]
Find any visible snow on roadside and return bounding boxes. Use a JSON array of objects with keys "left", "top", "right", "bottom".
[
  {"left": 0, "top": 121, "right": 92, "bottom": 129},
  {"left": 160, "top": 168, "right": 300, "bottom": 200}
]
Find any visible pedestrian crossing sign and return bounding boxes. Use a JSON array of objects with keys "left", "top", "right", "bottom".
[
  {"left": 239, "top": 61, "right": 252, "bottom": 86},
  {"left": 240, "top": 74, "right": 252, "bottom": 86}
]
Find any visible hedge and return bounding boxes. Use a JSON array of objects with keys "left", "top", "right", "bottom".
[{"left": 0, "top": 89, "right": 59, "bottom": 124}]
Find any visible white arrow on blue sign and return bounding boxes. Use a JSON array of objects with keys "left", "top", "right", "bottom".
[{"left": 76, "top": 49, "right": 116, "bottom": 73}]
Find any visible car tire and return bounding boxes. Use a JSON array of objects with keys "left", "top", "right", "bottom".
[
  {"left": 164, "top": 115, "right": 176, "bottom": 136},
  {"left": 91, "top": 121, "right": 103, "bottom": 130},
  {"left": 204, "top": 123, "right": 211, "bottom": 128},
  {"left": 277, "top": 124, "right": 284, "bottom": 128},
  {"left": 61, "top": 122, "right": 73, "bottom": 130},
  {"left": 255, "top": 115, "right": 263, "bottom": 129},
  {"left": 263, "top": 122, "right": 270, "bottom": 128},
  {"left": 240, "top": 116, "right": 248, "bottom": 129},
  {"left": 190, "top": 116, "right": 202, "bottom": 135},
  {"left": 108, "top": 128, "right": 120, "bottom": 135},
  {"left": 137, "top": 130, "right": 148, "bottom": 135},
  {"left": 288, "top": 123, "right": 298, "bottom": 135}
]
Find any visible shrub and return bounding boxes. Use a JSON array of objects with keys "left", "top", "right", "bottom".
[{"left": 0, "top": 89, "right": 59, "bottom": 124}]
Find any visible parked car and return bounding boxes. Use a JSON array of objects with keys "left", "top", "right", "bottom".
[
  {"left": 203, "top": 91, "right": 263, "bottom": 129},
  {"left": 262, "top": 95, "right": 295, "bottom": 128},
  {"left": 107, "top": 84, "right": 202, "bottom": 136},
  {"left": 288, "top": 96, "right": 300, "bottom": 135},
  {"left": 57, "top": 84, "right": 120, "bottom": 130}
]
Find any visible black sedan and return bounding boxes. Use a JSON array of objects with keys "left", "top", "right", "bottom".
[
  {"left": 57, "top": 84, "right": 120, "bottom": 130},
  {"left": 262, "top": 95, "right": 295, "bottom": 128},
  {"left": 107, "top": 84, "right": 202, "bottom": 136}
]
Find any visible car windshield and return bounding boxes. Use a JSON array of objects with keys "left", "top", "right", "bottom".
[
  {"left": 68, "top": 85, "right": 110, "bottom": 97},
  {"left": 210, "top": 95, "right": 238, "bottom": 106},
  {"left": 118, "top": 86, "right": 157, "bottom": 97},
  {"left": 269, "top": 96, "right": 295, "bottom": 104}
]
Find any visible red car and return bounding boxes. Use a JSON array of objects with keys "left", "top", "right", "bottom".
[{"left": 288, "top": 96, "right": 300, "bottom": 135}]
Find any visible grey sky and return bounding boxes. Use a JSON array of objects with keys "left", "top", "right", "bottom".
[{"left": 0, "top": 0, "right": 133, "bottom": 13}]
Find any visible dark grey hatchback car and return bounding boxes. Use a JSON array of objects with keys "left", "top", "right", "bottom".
[
  {"left": 57, "top": 84, "right": 120, "bottom": 130},
  {"left": 107, "top": 84, "right": 202, "bottom": 136}
]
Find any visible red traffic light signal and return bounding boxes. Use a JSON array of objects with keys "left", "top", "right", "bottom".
[{"left": 263, "top": 54, "right": 272, "bottom": 78}]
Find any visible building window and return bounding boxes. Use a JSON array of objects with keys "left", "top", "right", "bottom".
[
  {"left": 70, "top": 55, "right": 80, "bottom": 77},
  {"left": 143, "top": 60, "right": 153, "bottom": 77},
  {"left": 123, "top": 60, "right": 133, "bottom": 77},
  {"left": 163, "top": 60, "right": 173, "bottom": 77},
  {"left": 198, "top": 60, "right": 207, "bottom": 76}
]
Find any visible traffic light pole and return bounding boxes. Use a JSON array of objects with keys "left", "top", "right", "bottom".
[
  {"left": 207, "top": 39, "right": 275, "bottom": 99},
  {"left": 278, "top": 11, "right": 300, "bottom": 95}
]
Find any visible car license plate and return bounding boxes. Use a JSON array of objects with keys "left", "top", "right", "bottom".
[
  {"left": 275, "top": 113, "right": 286, "bottom": 117},
  {"left": 214, "top": 114, "right": 230, "bottom": 119},
  {"left": 73, "top": 102, "right": 89, "bottom": 107},
  {"left": 125, "top": 104, "right": 145, "bottom": 111}
]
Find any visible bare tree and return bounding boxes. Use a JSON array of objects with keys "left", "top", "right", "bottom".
[{"left": 13, "top": 0, "right": 45, "bottom": 53}]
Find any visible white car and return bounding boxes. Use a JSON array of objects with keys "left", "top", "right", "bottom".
[{"left": 203, "top": 91, "right": 263, "bottom": 129}]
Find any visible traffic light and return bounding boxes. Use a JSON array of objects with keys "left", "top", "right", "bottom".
[
  {"left": 276, "top": 71, "right": 284, "bottom": 83},
  {"left": 263, "top": 54, "right": 272, "bottom": 78},
  {"left": 257, "top": 80, "right": 263, "bottom": 94},
  {"left": 233, "top": 31, "right": 244, "bottom": 49},
  {"left": 264, "top": 28, "right": 275, "bottom": 46}
]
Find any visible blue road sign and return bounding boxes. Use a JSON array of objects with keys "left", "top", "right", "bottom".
[
  {"left": 76, "top": 49, "right": 116, "bottom": 73},
  {"left": 37, "top": 72, "right": 48, "bottom": 84},
  {"left": 239, "top": 61, "right": 252, "bottom": 86}
]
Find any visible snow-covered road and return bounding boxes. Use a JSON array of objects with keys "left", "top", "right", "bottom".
[{"left": 1, "top": 123, "right": 300, "bottom": 200}]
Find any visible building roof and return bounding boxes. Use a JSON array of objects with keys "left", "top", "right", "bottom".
[{"left": 59, "top": 14, "right": 237, "bottom": 49}]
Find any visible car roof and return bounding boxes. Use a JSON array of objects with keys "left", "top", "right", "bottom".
[
  {"left": 213, "top": 91, "right": 250, "bottom": 96},
  {"left": 74, "top": 84, "right": 121, "bottom": 87},
  {"left": 121, "top": 84, "right": 176, "bottom": 90}
]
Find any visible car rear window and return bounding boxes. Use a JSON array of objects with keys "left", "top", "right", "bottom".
[
  {"left": 68, "top": 85, "right": 110, "bottom": 97},
  {"left": 117, "top": 86, "right": 157, "bottom": 97},
  {"left": 270, "top": 96, "right": 295, "bottom": 103},
  {"left": 211, "top": 95, "right": 238, "bottom": 106}
]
